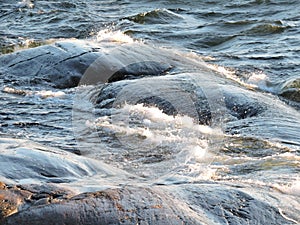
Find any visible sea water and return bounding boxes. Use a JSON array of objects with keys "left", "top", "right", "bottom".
[{"left": 0, "top": 0, "right": 299, "bottom": 223}]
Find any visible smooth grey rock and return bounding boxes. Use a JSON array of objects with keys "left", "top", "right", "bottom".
[
  {"left": 0, "top": 41, "right": 173, "bottom": 89},
  {"left": 0, "top": 138, "right": 130, "bottom": 184},
  {"left": 1, "top": 184, "right": 294, "bottom": 225},
  {"left": 2, "top": 186, "right": 202, "bottom": 225},
  {"left": 0, "top": 41, "right": 100, "bottom": 88},
  {"left": 173, "top": 184, "right": 294, "bottom": 225},
  {"left": 93, "top": 75, "right": 268, "bottom": 125}
]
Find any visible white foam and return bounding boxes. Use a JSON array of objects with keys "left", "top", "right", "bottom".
[
  {"left": 271, "top": 178, "right": 300, "bottom": 197},
  {"left": 73, "top": 102, "right": 225, "bottom": 179},
  {"left": 95, "top": 29, "right": 135, "bottom": 44},
  {"left": 206, "top": 64, "right": 252, "bottom": 88},
  {"left": 95, "top": 103, "right": 222, "bottom": 161},
  {"left": 3, "top": 86, "right": 27, "bottom": 95},
  {"left": 246, "top": 72, "right": 277, "bottom": 92},
  {"left": 35, "top": 90, "right": 66, "bottom": 99},
  {"left": 288, "top": 181, "right": 300, "bottom": 196},
  {"left": 16, "top": 0, "right": 34, "bottom": 9},
  {"left": 3, "top": 86, "right": 66, "bottom": 99},
  {"left": 206, "top": 64, "right": 279, "bottom": 93},
  {"left": 247, "top": 72, "right": 268, "bottom": 87}
]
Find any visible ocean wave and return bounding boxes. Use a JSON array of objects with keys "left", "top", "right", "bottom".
[
  {"left": 124, "top": 8, "right": 184, "bottom": 25},
  {"left": 241, "top": 23, "right": 287, "bottom": 36}
]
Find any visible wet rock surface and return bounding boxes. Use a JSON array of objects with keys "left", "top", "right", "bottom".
[
  {"left": 0, "top": 40, "right": 279, "bottom": 123},
  {"left": 0, "top": 41, "right": 101, "bottom": 89},
  {"left": 1, "top": 182, "right": 294, "bottom": 225},
  {"left": 175, "top": 184, "right": 293, "bottom": 225},
  {"left": 2, "top": 186, "right": 199, "bottom": 225},
  {"left": 279, "top": 78, "right": 300, "bottom": 103},
  {"left": 0, "top": 138, "right": 117, "bottom": 184},
  {"left": 0, "top": 41, "right": 299, "bottom": 224},
  {"left": 0, "top": 41, "right": 173, "bottom": 89}
]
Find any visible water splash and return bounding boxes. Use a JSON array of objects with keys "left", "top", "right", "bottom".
[{"left": 95, "top": 29, "right": 135, "bottom": 44}]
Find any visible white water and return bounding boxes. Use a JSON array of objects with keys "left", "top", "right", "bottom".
[{"left": 3, "top": 86, "right": 66, "bottom": 99}]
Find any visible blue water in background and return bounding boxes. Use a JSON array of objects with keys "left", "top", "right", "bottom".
[
  {"left": 1, "top": 0, "right": 299, "bottom": 84},
  {"left": 0, "top": 0, "right": 300, "bottom": 223}
]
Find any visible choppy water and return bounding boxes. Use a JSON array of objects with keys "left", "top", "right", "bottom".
[{"left": 0, "top": 0, "right": 300, "bottom": 224}]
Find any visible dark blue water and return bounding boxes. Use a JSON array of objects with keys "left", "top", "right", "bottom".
[{"left": 0, "top": 0, "right": 299, "bottom": 223}]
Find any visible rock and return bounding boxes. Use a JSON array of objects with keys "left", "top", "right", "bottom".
[
  {"left": 92, "top": 75, "right": 269, "bottom": 125},
  {"left": 0, "top": 41, "right": 100, "bottom": 88},
  {"left": 279, "top": 77, "right": 300, "bottom": 102},
  {"left": 0, "top": 184, "right": 32, "bottom": 222},
  {"left": 93, "top": 76, "right": 213, "bottom": 124},
  {"left": 0, "top": 41, "right": 173, "bottom": 89},
  {"left": 2, "top": 186, "right": 203, "bottom": 225},
  {"left": 280, "top": 89, "right": 300, "bottom": 102},
  {"left": 0, "top": 139, "right": 293, "bottom": 224},
  {"left": 172, "top": 184, "right": 294, "bottom": 225},
  {"left": 0, "top": 40, "right": 298, "bottom": 225},
  {"left": 0, "top": 39, "right": 269, "bottom": 122},
  {"left": 0, "top": 189, "right": 21, "bottom": 222},
  {"left": 1, "top": 184, "right": 294, "bottom": 225},
  {"left": 0, "top": 138, "right": 131, "bottom": 184},
  {"left": 107, "top": 61, "right": 173, "bottom": 83},
  {"left": 0, "top": 182, "right": 71, "bottom": 223}
]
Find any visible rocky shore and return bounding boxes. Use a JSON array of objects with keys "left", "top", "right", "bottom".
[{"left": 0, "top": 40, "right": 299, "bottom": 224}]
